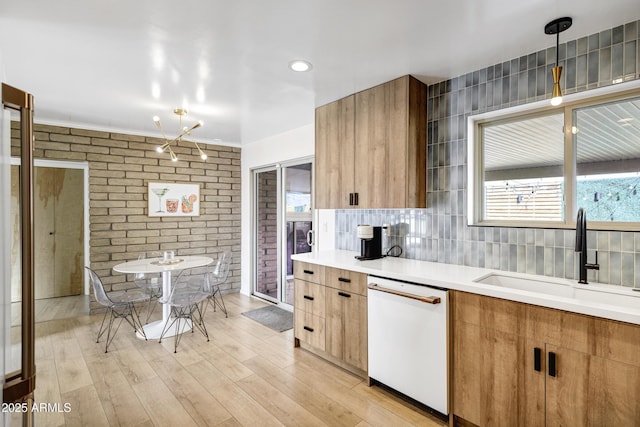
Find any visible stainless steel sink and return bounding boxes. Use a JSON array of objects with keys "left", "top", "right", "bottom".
[{"left": 474, "top": 272, "right": 640, "bottom": 310}]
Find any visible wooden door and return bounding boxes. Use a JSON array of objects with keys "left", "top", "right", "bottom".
[
  {"left": 341, "top": 291, "right": 367, "bottom": 371},
  {"left": 354, "top": 76, "right": 426, "bottom": 208},
  {"left": 453, "top": 292, "right": 545, "bottom": 426},
  {"left": 325, "top": 287, "right": 344, "bottom": 361},
  {"left": 31, "top": 167, "right": 83, "bottom": 299},
  {"left": 52, "top": 168, "right": 84, "bottom": 296},
  {"left": 354, "top": 80, "right": 393, "bottom": 208},
  {"left": 545, "top": 344, "right": 640, "bottom": 426},
  {"left": 314, "top": 96, "right": 355, "bottom": 209},
  {"left": 325, "top": 287, "right": 367, "bottom": 371}
]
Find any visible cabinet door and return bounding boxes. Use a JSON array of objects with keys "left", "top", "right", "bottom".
[
  {"left": 325, "top": 287, "right": 367, "bottom": 371},
  {"left": 545, "top": 344, "right": 640, "bottom": 426},
  {"left": 315, "top": 96, "right": 355, "bottom": 209},
  {"left": 354, "top": 76, "right": 426, "bottom": 209},
  {"left": 454, "top": 321, "right": 543, "bottom": 426},
  {"left": 354, "top": 81, "right": 396, "bottom": 208},
  {"left": 453, "top": 291, "right": 545, "bottom": 427}
]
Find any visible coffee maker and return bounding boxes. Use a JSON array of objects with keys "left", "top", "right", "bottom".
[{"left": 355, "top": 225, "right": 383, "bottom": 260}]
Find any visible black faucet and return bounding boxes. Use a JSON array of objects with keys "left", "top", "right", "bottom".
[{"left": 575, "top": 208, "right": 599, "bottom": 284}]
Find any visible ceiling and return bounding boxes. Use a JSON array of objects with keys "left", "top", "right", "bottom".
[{"left": 1, "top": 1, "right": 639, "bottom": 146}]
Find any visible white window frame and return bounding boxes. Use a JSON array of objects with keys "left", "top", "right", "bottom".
[{"left": 468, "top": 78, "right": 640, "bottom": 231}]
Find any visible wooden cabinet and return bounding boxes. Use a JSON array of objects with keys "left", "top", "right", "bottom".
[
  {"left": 293, "top": 262, "right": 368, "bottom": 374},
  {"left": 324, "top": 270, "right": 368, "bottom": 371},
  {"left": 453, "top": 291, "right": 640, "bottom": 427},
  {"left": 315, "top": 95, "right": 355, "bottom": 209},
  {"left": 314, "top": 75, "right": 427, "bottom": 209}
]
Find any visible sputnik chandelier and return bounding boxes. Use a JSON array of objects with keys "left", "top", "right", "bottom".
[{"left": 153, "top": 108, "right": 207, "bottom": 161}]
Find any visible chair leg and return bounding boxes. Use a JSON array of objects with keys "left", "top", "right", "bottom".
[
  {"left": 96, "top": 308, "right": 110, "bottom": 343},
  {"left": 129, "top": 303, "right": 148, "bottom": 340},
  {"left": 144, "top": 289, "right": 161, "bottom": 323},
  {"left": 104, "top": 313, "right": 125, "bottom": 353},
  {"left": 158, "top": 308, "right": 179, "bottom": 344},
  {"left": 190, "top": 303, "right": 210, "bottom": 342},
  {"left": 212, "top": 287, "right": 228, "bottom": 318}
]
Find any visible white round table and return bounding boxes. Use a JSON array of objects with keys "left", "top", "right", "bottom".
[{"left": 113, "top": 255, "right": 213, "bottom": 339}]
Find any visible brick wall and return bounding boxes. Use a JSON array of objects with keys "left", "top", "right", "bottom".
[{"left": 11, "top": 122, "right": 241, "bottom": 312}]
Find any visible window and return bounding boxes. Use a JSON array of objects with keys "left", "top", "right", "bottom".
[{"left": 469, "top": 81, "right": 640, "bottom": 230}]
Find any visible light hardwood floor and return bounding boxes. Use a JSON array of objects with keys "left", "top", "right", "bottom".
[
  {"left": 11, "top": 295, "right": 90, "bottom": 326},
  {"left": 12, "top": 293, "right": 446, "bottom": 427}
]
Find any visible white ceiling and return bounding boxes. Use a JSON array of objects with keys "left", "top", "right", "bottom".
[{"left": 1, "top": 0, "right": 639, "bottom": 145}]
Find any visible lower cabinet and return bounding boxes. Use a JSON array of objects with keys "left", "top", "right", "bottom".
[
  {"left": 325, "top": 286, "right": 367, "bottom": 371},
  {"left": 293, "top": 262, "right": 368, "bottom": 374},
  {"left": 453, "top": 291, "right": 640, "bottom": 427}
]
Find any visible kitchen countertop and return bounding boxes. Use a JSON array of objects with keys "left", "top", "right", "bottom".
[{"left": 292, "top": 250, "right": 640, "bottom": 326}]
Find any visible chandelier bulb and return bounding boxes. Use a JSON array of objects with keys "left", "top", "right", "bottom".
[
  {"left": 156, "top": 146, "right": 164, "bottom": 153},
  {"left": 201, "top": 153, "right": 208, "bottom": 160},
  {"left": 153, "top": 115, "right": 160, "bottom": 123}
]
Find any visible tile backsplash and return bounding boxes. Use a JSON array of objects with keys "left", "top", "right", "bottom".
[{"left": 335, "top": 19, "right": 640, "bottom": 287}]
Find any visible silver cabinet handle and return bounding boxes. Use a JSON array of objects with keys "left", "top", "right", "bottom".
[{"left": 306, "top": 230, "right": 313, "bottom": 246}]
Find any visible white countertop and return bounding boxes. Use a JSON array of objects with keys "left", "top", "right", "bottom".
[{"left": 292, "top": 250, "right": 640, "bottom": 326}]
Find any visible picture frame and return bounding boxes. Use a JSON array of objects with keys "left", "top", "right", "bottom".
[{"left": 148, "top": 182, "right": 200, "bottom": 217}]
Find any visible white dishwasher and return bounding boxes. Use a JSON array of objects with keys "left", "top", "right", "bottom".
[{"left": 367, "top": 276, "right": 449, "bottom": 415}]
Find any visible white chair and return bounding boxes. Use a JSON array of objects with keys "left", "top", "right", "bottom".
[
  {"left": 86, "top": 267, "right": 150, "bottom": 353},
  {"left": 158, "top": 269, "right": 210, "bottom": 353},
  {"left": 204, "top": 251, "right": 231, "bottom": 318}
]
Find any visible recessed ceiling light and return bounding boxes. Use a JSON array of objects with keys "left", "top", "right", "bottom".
[{"left": 289, "top": 60, "right": 312, "bottom": 72}]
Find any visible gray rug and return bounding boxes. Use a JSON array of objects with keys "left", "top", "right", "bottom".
[{"left": 242, "top": 305, "right": 293, "bottom": 332}]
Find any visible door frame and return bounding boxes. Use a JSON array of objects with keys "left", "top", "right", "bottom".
[
  {"left": 251, "top": 164, "right": 281, "bottom": 303},
  {"left": 10, "top": 158, "right": 90, "bottom": 295},
  {"left": 250, "top": 156, "right": 314, "bottom": 306}
]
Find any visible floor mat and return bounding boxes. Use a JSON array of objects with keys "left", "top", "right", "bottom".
[{"left": 241, "top": 305, "right": 293, "bottom": 332}]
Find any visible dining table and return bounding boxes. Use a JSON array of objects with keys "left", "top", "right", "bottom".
[{"left": 113, "top": 255, "right": 213, "bottom": 339}]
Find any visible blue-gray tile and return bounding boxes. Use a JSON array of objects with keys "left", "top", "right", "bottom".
[
  {"left": 622, "top": 232, "right": 635, "bottom": 252},
  {"left": 588, "top": 33, "right": 600, "bottom": 52},
  {"left": 554, "top": 247, "right": 565, "bottom": 278},
  {"left": 599, "top": 29, "right": 612, "bottom": 48},
  {"left": 599, "top": 47, "right": 612, "bottom": 84},
  {"left": 576, "top": 54, "right": 588, "bottom": 87},
  {"left": 596, "top": 251, "right": 610, "bottom": 284},
  {"left": 622, "top": 252, "right": 634, "bottom": 286},
  {"left": 624, "top": 41, "right": 636, "bottom": 78},
  {"left": 612, "top": 43, "right": 624, "bottom": 81},
  {"left": 609, "top": 251, "right": 621, "bottom": 285},
  {"left": 588, "top": 51, "right": 599, "bottom": 84},
  {"left": 544, "top": 247, "right": 554, "bottom": 276}
]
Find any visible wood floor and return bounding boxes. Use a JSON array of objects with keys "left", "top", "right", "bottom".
[
  {"left": 11, "top": 295, "right": 89, "bottom": 326},
  {"left": 12, "top": 293, "right": 446, "bottom": 427}
]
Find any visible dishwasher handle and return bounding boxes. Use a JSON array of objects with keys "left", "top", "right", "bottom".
[{"left": 368, "top": 283, "right": 441, "bottom": 304}]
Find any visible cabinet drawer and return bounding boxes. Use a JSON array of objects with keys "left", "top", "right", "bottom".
[
  {"left": 325, "top": 267, "right": 367, "bottom": 295},
  {"left": 293, "top": 261, "right": 325, "bottom": 284},
  {"left": 294, "top": 309, "right": 325, "bottom": 351},
  {"left": 294, "top": 279, "right": 325, "bottom": 317}
]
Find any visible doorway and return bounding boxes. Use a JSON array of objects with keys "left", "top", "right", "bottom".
[
  {"left": 253, "top": 159, "right": 313, "bottom": 306},
  {"left": 10, "top": 159, "right": 89, "bottom": 315}
]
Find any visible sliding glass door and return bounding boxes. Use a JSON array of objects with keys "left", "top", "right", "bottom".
[
  {"left": 253, "top": 159, "right": 313, "bottom": 306},
  {"left": 282, "top": 163, "right": 313, "bottom": 305}
]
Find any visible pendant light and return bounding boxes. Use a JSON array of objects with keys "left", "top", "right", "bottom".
[
  {"left": 544, "top": 17, "right": 572, "bottom": 106},
  {"left": 153, "top": 108, "right": 207, "bottom": 161}
]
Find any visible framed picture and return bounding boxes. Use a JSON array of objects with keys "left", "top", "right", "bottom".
[{"left": 148, "top": 182, "right": 200, "bottom": 217}]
